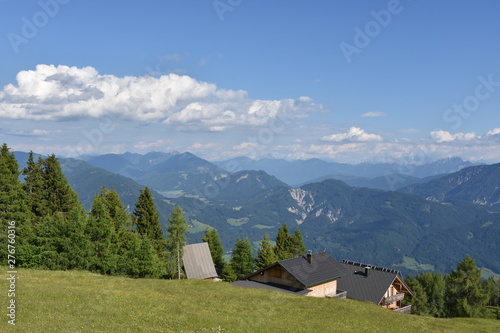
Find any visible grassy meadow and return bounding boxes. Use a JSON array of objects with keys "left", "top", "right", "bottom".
[{"left": 1, "top": 268, "right": 499, "bottom": 332}]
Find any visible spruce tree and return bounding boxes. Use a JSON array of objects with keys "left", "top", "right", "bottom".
[
  {"left": 166, "top": 206, "right": 188, "bottom": 279},
  {"left": 274, "top": 224, "right": 293, "bottom": 260},
  {"left": 445, "top": 255, "right": 489, "bottom": 317},
  {"left": 255, "top": 233, "right": 277, "bottom": 270},
  {"left": 202, "top": 227, "right": 225, "bottom": 272},
  {"left": 42, "top": 154, "right": 80, "bottom": 214},
  {"left": 0, "top": 144, "right": 31, "bottom": 266},
  {"left": 0, "top": 144, "right": 28, "bottom": 223},
  {"left": 35, "top": 208, "right": 91, "bottom": 270},
  {"left": 22, "top": 152, "right": 48, "bottom": 218},
  {"left": 417, "top": 272, "right": 446, "bottom": 317},
  {"left": 134, "top": 187, "right": 166, "bottom": 255},
  {"left": 230, "top": 237, "right": 254, "bottom": 279},
  {"left": 118, "top": 232, "right": 164, "bottom": 278},
  {"left": 290, "top": 228, "right": 307, "bottom": 257},
  {"left": 404, "top": 275, "right": 429, "bottom": 315},
  {"left": 87, "top": 194, "right": 118, "bottom": 274}
]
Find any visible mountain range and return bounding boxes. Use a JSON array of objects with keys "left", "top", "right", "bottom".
[{"left": 13, "top": 150, "right": 500, "bottom": 277}]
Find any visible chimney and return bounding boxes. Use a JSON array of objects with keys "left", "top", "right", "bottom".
[
  {"left": 306, "top": 250, "right": 313, "bottom": 264},
  {"left": 365, "top": 266, "right": 370, "bottom": 276}
]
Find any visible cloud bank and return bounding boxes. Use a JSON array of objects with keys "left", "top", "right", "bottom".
[
  {"left": 0, "top": 65, "right": 321, "bottom": 131},
  {"left": 322, "top": 127, "right": 383, "bottom": 142}
]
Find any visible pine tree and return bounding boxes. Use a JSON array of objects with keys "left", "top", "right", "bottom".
[
  {"left": 274, "top": 224, "right": 293, "bottom": 260},
  {"left": 100, "top": 187, "right": 133, "bottom": 232},
  {"left": 87, "top": 194, "right": 118, "bottom": 274},
  {"left": 0, "top": 144, "right": 31, "bottom": 266},
  {"left": 35, "top": 208, "right": 91, "bottom": 271},
  {"left": 202, "top": 227, "right": 225, "bottom": 273},
  {"left": 404, "top": 275, "right": 429, "bottom": 315},
  {"left": 290, "top": 228, "right": 307, "bottom": 257},
  {"left": 0, "top": 144, "right": 28, "bottom": 222},
  {"left": 133, "top": 187, "right": 166, "bottom": 255},
  {"left": 42, "top": 154, "right": 80, "bottom": 214},
  {"left": 445, "top": 255, "right": 490, "bottom": 317},
  {"left": 221, "top": 264, "right": 237, "bottom": 282},
  {"left": 118, "top": 232, "right": 164, "bottom": 278},
  {"left": 230, "top": 237, "right": 254, "bottom": 279},
  {"left": 255, "top": 233, "right": 277, "bottom": 270},
  {"left": 22, "top": 152, "right": 48, "bottom": 218},
  {"left": 417, "top": 272, "right": 446, "bottom": 317},
  {"left": 166, "top": 206, "right": 188, "bottom": 279}
]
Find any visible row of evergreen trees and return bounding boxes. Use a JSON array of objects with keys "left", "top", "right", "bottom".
[
  {"left": 404, "top": 255, "right": 500, "bottom": 318},
  {"left": 0, "top": 144, "right": 188, "bottom": 279},
  {"left": 201, "top": 224, "right": 306, "bottom": 282}
]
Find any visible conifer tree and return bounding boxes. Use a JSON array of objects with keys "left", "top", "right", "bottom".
[
  {"left": 290, "top": 228, "right": 307, "bottom": 257},
  {"left": 42, "top": 154, "right": 80, "bottom": 214},
  {"left": 118, "top": 232, "right": 164, "bottom": 278},
  {"left": 166, "top": 206, "right": 189, "bottom": 279},
  {"left": 255, "top": 233, "right": 277, "bottom": 270},
  {"left": 134, "top": 187, "right": 166, "bottom": 255},
  {"left": 274, "top": 224, "right": 293, "bottom": 260},
  {"left": 404, "top": 275, "right": 430, "bottom": 315},
  {"left": 202, "top": 227, "right": 225, "bottom": 272},
  {"left": 416, "top": 272, "right": 446, "bottom": 317},
  {"left": 35, "top": 208, "right": 91, "bottom": 270},
  {"left": 0, "top": 144, "right": 29, "bottom": 223},
  {"left": 22, "top": 152, "right": 48, "bottom": 218},
  {"left": 100, "top": 187, "right": 133, "bottom": 232},
  {"left": 230, "top": 237, "right": 254, "bottom": 279},
  {"left": 0, "top": 144, "right": 31, "bottom": 265},
  {"left": 87, "top": 194, "right": 118, "bottom": 274},
  {"left": 444, "top": 255, "right": 489, "bottom": 317}
]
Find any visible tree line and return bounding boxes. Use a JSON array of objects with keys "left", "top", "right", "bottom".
[
  {"left": 0, "top": 144, "right": 306, "bottom": 281},
  {"left": 0, "top": 144, "right": 188, "bottom": 279},
  {"left": 404, "top": 255, "right": 499, "bottom": 319},
  {"left": 201, "top": 223, "right": 306, "bottom": 283}
]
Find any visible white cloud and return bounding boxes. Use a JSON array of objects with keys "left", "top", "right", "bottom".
[
  {"left": 361, "top": 112, "right": 387, "bottom": 117},
  {"left": 0, "top": 65, "right": 321, "bottom": 130},
  {"left": 322, "top": 127, "right": 383, "bottom": 142},
  {"left": 486, "top": 128, "right": 500, "bottom": 136},
  {"left": 429, "top": 130, "right": 479, "bottom": 143},
  {"left": 133, "top": 139, "right": 170, "bottom": 150}
]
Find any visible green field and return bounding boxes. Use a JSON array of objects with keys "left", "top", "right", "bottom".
[
  {"left": 226, "top": 218, "right": 249, "bottom": 226},
  {"left": 395, "top": 256, "right": 435, "bottom": 271},
  {"left": 1, "top": 269, "right": 499, "bottom": 332}
]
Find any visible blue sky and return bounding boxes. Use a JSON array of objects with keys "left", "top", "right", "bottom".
[{"left": 1, "top": 0, "right": 500, "bottom": 163}]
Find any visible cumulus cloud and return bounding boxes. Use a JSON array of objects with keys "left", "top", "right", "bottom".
[
  {"left": 361, "top": 112, "right": 386, "bottom": 117},
  {"left": 429, "top": 130, "right": 479, "bottom": 143},
  {"left": 486, "top": 128, "right": 500, "bottom": 136},
  {"left": 322, "top": 127, "right": 383, "bottom": 142},
  {"left": 0, "top": 65, "right": 321, "bottom": 130}
]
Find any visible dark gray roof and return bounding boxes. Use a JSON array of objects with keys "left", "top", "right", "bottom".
[
  {"left": 276, "top": 252, "right": 351, "bottom": 288},
  {"left": 231, "top": 280, "right": 311, "bottom": 295},
  {"left": 182, "top": 243, "right": 218, "bottom": 279},
  {"left": 337, "top": 261, "right": 402, "bottom": 304}
]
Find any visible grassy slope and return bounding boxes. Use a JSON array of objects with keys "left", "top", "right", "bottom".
[{"left": 2, "top": 269, "right": 499, "bottom": 332}]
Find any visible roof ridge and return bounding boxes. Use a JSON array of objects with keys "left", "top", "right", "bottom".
[{"left": 342, "top": 259, "right": 401, "bottom": 275}]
